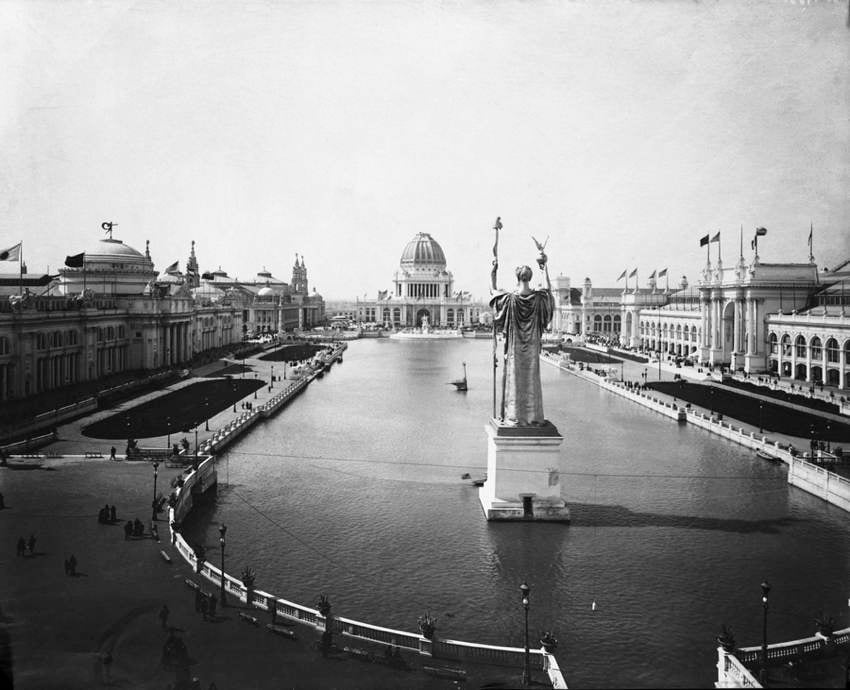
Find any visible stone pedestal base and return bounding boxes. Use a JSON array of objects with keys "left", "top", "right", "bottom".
[{"left": 478, "top": 419, "right": 570, "bottom": 522}]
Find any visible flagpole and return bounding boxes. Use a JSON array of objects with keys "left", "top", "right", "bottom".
[{"left": 19, "top": 242, "right": 23, "bottom": 297}]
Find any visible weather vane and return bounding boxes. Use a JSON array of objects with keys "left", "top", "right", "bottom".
[{"left": 102, "top": 221, "right": 118, "bottom": 239}]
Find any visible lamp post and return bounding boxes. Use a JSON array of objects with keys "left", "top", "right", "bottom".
[
  {"left": 194, "top": 426, "right": 199, "bottom": 461},
  {"left": 271, "top": 364, "right": 274, "bottom": 389},
  {"left": 520, "top": 581, "right": 530, "bottom": 687},
  {"left": 758, "top": 401, "right": 763, "bottom": 434},
  {"left": 709, "top": 388, "right": 715, "bottom": 417},
  {"left": 826, "top": 423, "right": 831, "bottom": 453},
  {"left": 151, "top": 461, "right": 159, "bottom": 521},
  {"left": 760, "top": 580, "right": 770, "bottom": 685},
  {"left": 219, "top": 524, "right": 227, "bottom": 607},
  {"left": 166, "top": 416, "right": 171, "bottom": 449},
  {"left": 204, "top": 398, "right": 210, "bottom": 431}
]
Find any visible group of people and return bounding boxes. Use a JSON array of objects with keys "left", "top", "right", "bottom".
[
  {"left": 124, "top": 518, "right": 146, "bottom": 539},
  {"left": 15, "top": 534, "right": 36, "bottom": 557},
  {"left": 98, "top": 504, "right": 117, "bottom": 524},
  {"left": 239, "top": 401, "right": 254, "bottom": 411}
]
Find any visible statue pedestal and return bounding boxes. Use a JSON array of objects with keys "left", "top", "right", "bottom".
[{"left": 478, "top": 419, "right": 570, "bottom": 522}]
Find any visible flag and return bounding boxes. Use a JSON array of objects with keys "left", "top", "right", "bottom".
[
  {"left": 628, "top": 268, "right": 637, "bottom": 278},
  {"left": 710, "top": 231, "right": 721, "bottom": 243},
  {"left": 0, "top": 243, "right": 21, "bottom": 261},
  {"left": 755, "top": 227, "right": 767, "bottom": 236},
  {"left": 657, "top": 268, "right": 667, "bottom": 278},
  {"left": 616, "top": 269, "right": 627, "bottom": 281},
  {"left": 648, "top": 270, "right": 656, "bottom": 279},
  {"left": 751, "top": 239, "right": 756, "bottom": 250},
  {"left": 493, "top": 216, "right": 502, "bottom": 230},
  {"left": 164, "top": 261, "right": 179, "bottom": 274},
  {"left": 808, "top": 223, "right": 813, "bottom": 250},
  {"left": 64, "top": 252, "right": 85, "bottom": 268},
  {"left": 699, "top": 235, "right": 709, "bottom": 247}
]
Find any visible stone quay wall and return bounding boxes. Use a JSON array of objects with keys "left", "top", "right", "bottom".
[{"left": 540, "top": 351, "right": 850, "bottom": 514}]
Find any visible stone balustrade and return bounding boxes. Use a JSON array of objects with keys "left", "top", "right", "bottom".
[{"left": 167, "top": 454, "right": 567, "bottom": 687}]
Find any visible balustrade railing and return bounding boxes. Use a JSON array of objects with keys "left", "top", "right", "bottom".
[{"left": 168, "top": 433, "right": 566, "bottom": 688}]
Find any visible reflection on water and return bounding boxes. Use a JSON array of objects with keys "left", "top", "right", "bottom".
[{"left": 182, "top": 339, "right": 849, "bottom": 688}]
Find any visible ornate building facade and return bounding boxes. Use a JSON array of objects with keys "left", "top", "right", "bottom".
[
  {"left": 552, "top": 246, "right": 850, "bottom": 389},
  {"left": 355, "top": 232, "right": 482, "bottom": 328},
  {"left": 0, "top": 232, "right": 324, "bottom": 402}
]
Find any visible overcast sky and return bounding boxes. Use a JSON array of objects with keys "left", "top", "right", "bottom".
[{"left": 2, "top": 0, "right": 848, "bottom": 300}]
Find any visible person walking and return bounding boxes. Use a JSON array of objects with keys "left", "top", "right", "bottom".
[{"left": 158, "top": 604, "right": 170, "bottom": 630}]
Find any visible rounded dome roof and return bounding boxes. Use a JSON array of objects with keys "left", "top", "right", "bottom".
[
  {"left": 400, "top": 233, "right": 446, "bottom": 268},
  {"left": 257, "top": 286, "right": 274, "bottom": 297},
  {"left": 84, "top": 238, "right": 148, "bottom": 263}
]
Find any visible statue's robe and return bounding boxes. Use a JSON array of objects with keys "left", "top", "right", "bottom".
[{"left": 489, "top": 288, "right": 554, "bottom": 426}]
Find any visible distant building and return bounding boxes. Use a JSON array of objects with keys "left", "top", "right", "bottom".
[{"left": 354, "top": 232, "right": 483, "bottom": 329}]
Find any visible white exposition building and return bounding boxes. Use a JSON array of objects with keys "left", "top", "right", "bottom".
[
  {"left": 354, "top": 232, "right": 483, "bottom": 329},
  {"left": 552, "top": 242, "right": 850, "bottom": 388}
]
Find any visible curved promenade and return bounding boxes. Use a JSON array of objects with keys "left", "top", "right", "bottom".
[{"left": 170, "top": 442, "right": 567, "bottom": 686}]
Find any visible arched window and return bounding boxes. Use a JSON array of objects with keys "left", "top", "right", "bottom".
[
  {"left": 795, "top": 335, "right": 806, "bottom": 358},
  {"left": 447, "top": 308, "right": 455, "bottom": 325},
  {"left": 826, "top": 338, "right": 839, "bottom": 363},
  {"left": 781, "top": 334, "right": 791, "bottom": 356},
  {"left": 593, "top": 315, "right": 602, "bottom": 332},
  {"left": 392, "top": 307, "right": 400, "bottom": 325},
  {"left": 603, "top": 315, "right": 612, "bottom": 332},
  {"left": 613, "top": 314, "right": 621, "bottom": 333},
  {"left": 810, "top": 336, "right": 822, "bottom": 359},
  {"left": 769, "top": 333, "right": 778, "bottom": 354}
]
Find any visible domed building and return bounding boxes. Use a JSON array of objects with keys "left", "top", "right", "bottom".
[
  {"left": 355, "top": 232, "right": 481, "bottom": 329},
  {"left": 59, "top": 236, "right": 157, "bottom": 295}
]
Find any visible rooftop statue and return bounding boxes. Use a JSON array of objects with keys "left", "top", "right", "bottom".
[{"left": 489, "top": 226, "right": 554, "bottom": 426}]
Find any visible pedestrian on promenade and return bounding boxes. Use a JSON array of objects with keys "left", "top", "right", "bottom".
[
  {"left": 158, "top": 604, "right": 170, "bottom": 630},
  {"left": 16, "top": 536, "right": 25, "bottom": 557},
  {"left": 27, "top": 534, "right": 36, "bottom": 555},
  {"left": 110, "top": 446, "right": 116, "bottom": 461},
  {"left": 208, "top": 593, "right": 217, "bottom": 620},
  {"left": 110, "top": 505, "right": 116, "bottom": 522},
  {"left": 68, "top": 554, "right": 77, "bottom": 576}
]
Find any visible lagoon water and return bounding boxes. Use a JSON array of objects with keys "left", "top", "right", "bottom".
[{"left": 182, "top": 339, "right": 849, "bottom": 688}]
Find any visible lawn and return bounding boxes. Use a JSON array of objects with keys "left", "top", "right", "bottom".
[
  {"left": 82, "top": 378, "right": 265, "bottom": 440},
  {"left": 649, "top": 380, "right": 850, "bottom": 443},
  {"left": 558, "top": 346, "right": 621, "bottom": 365}
]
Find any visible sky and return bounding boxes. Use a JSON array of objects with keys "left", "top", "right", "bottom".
[{"left": 1, "top": 0, "right": 848, "bottom": 300}]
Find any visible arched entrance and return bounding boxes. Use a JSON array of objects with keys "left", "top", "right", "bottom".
[
  {"left": 415, "top": 308, "right": 431, "bottom": 329},
  {"left": 721, "top": 301, "right": 735, "bottom": 364}
]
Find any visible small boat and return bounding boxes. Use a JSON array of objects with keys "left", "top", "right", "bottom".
[
  {"left": 449, "top": 362, "right": 468, "bottom": 392},
  {"left": 756, "top": 450, "right": 780, "bottom": 463},
  {"left": 461, "top": 472, "right": 486, "bottom": 486}
]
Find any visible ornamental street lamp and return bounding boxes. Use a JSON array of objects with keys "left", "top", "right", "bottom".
[
  {"left": 826, "top": 423, "right": 831, "bottom": 453},
  {"left": 219, "top": 524, "right": 227, "bottom": 606},
  {"left": 204, "top": 398, "right": 210, "bottom": 431},
  {"left": 758, "top": 402, "right": 764, "bottom": 433},
  {"left": 151, "top": 461, "right": 159, "bottom": 521},
  {"left": 271, "top": 364, "right": 274, "bottom": 389},
  {"left": 520, "top": 581, "right": 531, "bottom": 687},
  {"left": 760, "top": 580, "right": 771, "bottom": 685},
  {"left": 166, "top": 416, "right": 172, "bottom": 449}
]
